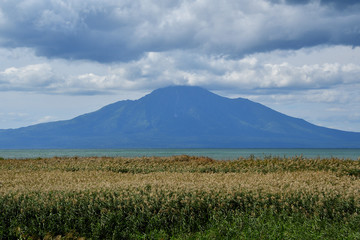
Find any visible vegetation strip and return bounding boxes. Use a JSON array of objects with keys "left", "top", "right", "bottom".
[{"left": 0, "top": 155, "right": 359, "bottom": 239}]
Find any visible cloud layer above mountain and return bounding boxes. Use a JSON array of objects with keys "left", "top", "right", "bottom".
[{"left": 1, "top": 0, "right": 360, "bottom": 62}]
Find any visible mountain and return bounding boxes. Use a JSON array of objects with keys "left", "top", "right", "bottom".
[{"left": 1, "top": 86, "right": 360, "bottom": 149}]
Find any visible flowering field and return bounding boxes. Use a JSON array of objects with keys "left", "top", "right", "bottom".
[{"left": 0, "top": 155, "right": 359, "bottom": 239}]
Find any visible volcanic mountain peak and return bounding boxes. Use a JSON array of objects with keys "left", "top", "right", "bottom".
[{"left": 0, "top": 85, "right": 359, "bottom": 148}]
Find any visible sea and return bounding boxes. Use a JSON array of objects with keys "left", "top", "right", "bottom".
[{"left": 0, "top": 148, "right": 359, "bottom": 160}]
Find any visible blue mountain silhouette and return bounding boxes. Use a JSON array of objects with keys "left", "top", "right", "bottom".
[{"left": 1, "top": 86, "right": 359, "bottom": 148}]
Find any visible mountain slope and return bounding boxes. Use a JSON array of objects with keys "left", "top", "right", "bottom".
[{"left": 0, "top": 86, "right": 359, "bottom": 148}]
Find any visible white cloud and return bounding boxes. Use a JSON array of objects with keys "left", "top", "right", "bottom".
[
  {"left": 33, "top": 115, "right": 58, "bottom": 125},
  {"left": 0, "top": 46, "right": 359, "bottom": 96},
  {"left": 0, "top": 64, "right": 57, "bottom": 90}
]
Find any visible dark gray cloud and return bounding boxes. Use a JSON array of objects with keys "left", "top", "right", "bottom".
[
  {"left": 0, "top": 0, "right": 360, "bottom": 63},
  {"left": 319, "top": 0, "right": 360, "bottom": 10},
  {"left": 273, "top": 0, "right": 360, "bottom": 9},
  {"left": 0, "top": 1, "right": 146, "bottom": 62}
]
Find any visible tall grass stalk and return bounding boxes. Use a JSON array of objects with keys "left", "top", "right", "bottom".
[{"left": 0, "top": 156, "right": 359, "bottom": 239}]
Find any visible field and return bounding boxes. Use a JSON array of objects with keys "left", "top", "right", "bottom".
[{"left": 0, "top": 155, "right": 359, "bottom": 239}]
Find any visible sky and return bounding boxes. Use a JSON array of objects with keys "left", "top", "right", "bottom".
[{"left": 0, "top": 0, "right": 360, "bottom": 132}]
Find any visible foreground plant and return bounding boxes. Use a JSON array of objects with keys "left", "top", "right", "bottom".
[{"left": 0, "top": 156, "right": 359, "bottom": 239}]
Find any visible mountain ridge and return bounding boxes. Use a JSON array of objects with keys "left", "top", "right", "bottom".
[{"left": 0, "top": 86, "right": 359, "bottom": 149}]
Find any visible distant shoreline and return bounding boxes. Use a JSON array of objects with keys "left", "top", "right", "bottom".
[{"left": 0, "top": 148, "right": 359, "bottom": 160}]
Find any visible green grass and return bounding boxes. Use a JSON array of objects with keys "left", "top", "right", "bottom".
[
  {"left": 178, "top": 213, "right": 360, "bottom": 240},
  {"left": 0, "top": 190, "right": 359, "bottom": 239},
  {"left": 0, "top": 156, "right": 359, "bottom": 239}
]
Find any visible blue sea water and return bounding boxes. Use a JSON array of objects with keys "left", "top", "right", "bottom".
[{"left": 0, "top": 148, "right": 359, "bottom": 160}]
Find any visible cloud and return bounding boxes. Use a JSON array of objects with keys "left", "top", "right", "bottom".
[
  {"left": 0, "top": 0, "right": 360, "bottom": 62},
  {"left": 1, "top": 46, "right": 359, "bottom": 97},
  {"left": 272, "top": 0, "right": 360, "bottom": 9},
  {"left": 33, "top": 115, "right": 58, "bottom": 124},
  {"left": 314, "top": 0, "right": 360, "bottom": 10},
  {"left": 0, "top": 63, "right": 58, "bottom": 91},
  {"left": 106, "top": 49, "right": 360, "bottom": 94}
]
